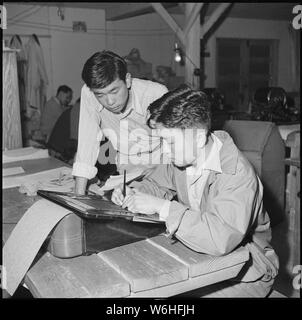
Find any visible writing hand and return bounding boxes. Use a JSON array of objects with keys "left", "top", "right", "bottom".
[
  {"left": 121, "top": 190, "right": 165, "bottom": 215},
  {"left": 111, "top": 185, "right": 133, "bottom": 206}
]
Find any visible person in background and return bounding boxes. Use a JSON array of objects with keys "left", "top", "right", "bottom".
[
  {"left": 73, "top": 50, "right": 169, "bottom": 195},
  {"left": 40, "top": 85, "right": 73, "bottom": 142},
  {"left": 112, "top": 85, "right": 279, "bottom": 297},
  {"left": 46, "top": 97, "right": 79, "bottom": 164}
]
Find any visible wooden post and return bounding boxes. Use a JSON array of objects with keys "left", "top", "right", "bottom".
[
  {"left": 201, "top": 3, "right": 232, "bottom": 38},
  {"left": 151, "top": 3, "right": 185, "bottom": 46},
  {"left": 185, "top": 3, "right": 200, "bottom": 89}
]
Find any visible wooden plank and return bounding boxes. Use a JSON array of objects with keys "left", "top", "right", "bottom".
[
  {"left": 26, "top": 252, "right": 130, "bottom": 298},
  {"left": 147, "top": 235, "right": 249, "bottom": 277},
  {"left": 130, "top": 262, "right": 246, "bottom": 297},
  {"left": 98, "top": 240, "right": 188, "bottom": 293},
  {"left": 106, "top": 3, "right": 178, "bottom": 21},
  {"left": 185, "top": 3, "right": 200, "bottom": 89},
  {"left": 202, "top": 3, "right": 232, "bottom": 38},
  {"left": 183, "top": 3, "right": 204, "bottom": 36},
  {"left": 151, "top": 3, "right": 185, "bottom": 46}
]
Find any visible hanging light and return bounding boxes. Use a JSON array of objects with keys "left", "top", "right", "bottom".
[{"left": 174, "top": 43, "right": 182, "bottom": 63}]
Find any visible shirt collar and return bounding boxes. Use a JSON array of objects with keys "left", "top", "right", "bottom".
[
  {"left": 126, "top": 87, "right": 145, "bottom": 116},
  {"left": 203, "top": 133, "right": 223, "bottom": 173},
  {"left": 186, "top": 133, "right": 223, "bottom": 180}
]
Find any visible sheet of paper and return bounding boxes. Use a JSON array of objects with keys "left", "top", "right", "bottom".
[
  {"left": 3, "top": 199, "right": 73, "bottom": 296},
  {"left": 3, "top": 166, "right": 72, "bottom": 189},
  {"left": 3, "top": 147, "right": 49, "bottom": 164},
  {"left": 95, "top": 169, "right": 145, "bottom": 192},
  {"left": 3, "top": 167, "right": 25, "bottom": 177}
]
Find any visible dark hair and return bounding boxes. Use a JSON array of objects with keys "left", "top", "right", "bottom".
[
  {"left": 56, "top": 85, "right": 72, "bottom": 96},
  {"left": 81, "top": 50, "right": 128, "bottom": 89},
  {"left": 147, "top": 84, "right": 211, "bottom": 133}
]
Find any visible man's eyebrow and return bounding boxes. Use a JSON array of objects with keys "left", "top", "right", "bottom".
[{"left": 94, "top": 87, "right": 119, "bottom": 95}]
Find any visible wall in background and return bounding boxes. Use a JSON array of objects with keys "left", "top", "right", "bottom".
[
  {"left": 106, "top": 13, "right": 185, "bottom": 79},
  {"left": 3, "top": 4, "right": 107, "bottom": 101},
  {"left": 204, "top": 17, "right": 293, "bottom": 91},
  {"left": 3, "top": 4, "right": 294, "bottom": 100}
]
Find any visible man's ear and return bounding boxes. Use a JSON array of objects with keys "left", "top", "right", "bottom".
[
  {"left": 196, "top": 129, "right": 207, "bottom": 149},
  {"left": 125, "top": 73, "right": 132, "bottom": 89}
]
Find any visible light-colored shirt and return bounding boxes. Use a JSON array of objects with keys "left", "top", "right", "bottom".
[
  {"left": 72, "top": 78, "right": 168, "bottom": 179},
  {"left": 159, "top": 133, "right": 223, "bottom": 220}
]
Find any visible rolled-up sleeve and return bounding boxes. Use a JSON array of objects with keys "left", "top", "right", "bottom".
[
  {"left": 72, "top": 85, "right": 102, "bottom": 179},
  {"left": 167, "top": 171, "right": 263, "bottom": 256}
]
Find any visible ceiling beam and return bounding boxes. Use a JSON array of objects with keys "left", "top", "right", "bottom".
[
  {"left": 151, "top": 3, "right": 185, "bottom": 46},
  {"left": 183, "top": 3, "right": 204, "bottom": 37},
  {"left": 202, "top": 3, "right": 232, "bottom": 37},
  {"left": 106, "top": 3, "right": 154, "bottom": 21},
  {"left": 106, "top": 2, "right": 178, "bottom": 21}
]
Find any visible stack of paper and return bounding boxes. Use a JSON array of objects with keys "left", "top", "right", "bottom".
[
  {"left": 3, "top": 167, "right": 72, "bottom": 190},
  {"left": 3, "top": 147, "right": 49, "bottom": 164}
]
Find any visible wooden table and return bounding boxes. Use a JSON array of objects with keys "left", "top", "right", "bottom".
[{"left": 3, "top": 156, "right": 249, "bottom": 298}]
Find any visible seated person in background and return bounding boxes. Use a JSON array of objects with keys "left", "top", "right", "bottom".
[
  {"left": 47, "top": 97, "right": 78, "bottom": 163},
  {"left": 70, "top": 97, "right": 81, "bottom": 141},
  {"left": 40, "top": 85, "right": 73, "bottom": 142},
  {"left": 112, "top": 85, "right": 279, "bottom": 297}
]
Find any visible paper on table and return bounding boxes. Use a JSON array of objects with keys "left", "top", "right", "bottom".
[
  {"left": 3, "top": 167, "right": 25, "bottom": 177},
  {"left": 3, "top": 147, "right": 49, "bottom": 164},
  {"left": 3, "top": 166, "right": 72, "bottom": 189},
  {"left": 3, "top": 199, "right": 73, "bottom": 296},
  {"left": 90, "top": 169, "right": 145, "bottom": 193}
]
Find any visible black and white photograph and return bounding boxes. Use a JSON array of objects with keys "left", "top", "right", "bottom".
[{"left": 1, "top": 1, "right": 300, "bottom": 305}]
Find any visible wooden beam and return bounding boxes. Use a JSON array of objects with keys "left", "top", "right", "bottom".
[
  {"left": 184, "top": 3, "right": 200, "bottom": 90},
  {"left": 202, "top": 3, "right": 232, "bottom": 37},
  {"left": 105, "top": 3, "right": 154, "bottom": 21},
  {"left": 183, "top": 3, "right": 204, "bottom": 37},
  {"left": 151, "top": 3, "right": 185, "bottom": 46}
]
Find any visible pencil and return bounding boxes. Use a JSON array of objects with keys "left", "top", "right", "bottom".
[{"left": 123, "top": 170, "right": 126, "bottom": 197}]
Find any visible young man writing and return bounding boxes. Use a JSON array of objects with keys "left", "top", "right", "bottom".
[
  {"left": 72, "top": 51, "right": 168, "bottom": 195},
  {"left": 112, "top": 85, "right": 279, "bottom": 297}
]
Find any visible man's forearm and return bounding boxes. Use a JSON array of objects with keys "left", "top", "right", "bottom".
[{"left": 75, "top": 176, "right": 88, "bottom": 195}]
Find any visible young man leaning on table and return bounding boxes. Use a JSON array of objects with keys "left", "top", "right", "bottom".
[
  {"left": 72, "top": 50, "right": 169, "bottom": 195},
  {"left": 112, "top": 85, "right": 279, "bottom": 298}
]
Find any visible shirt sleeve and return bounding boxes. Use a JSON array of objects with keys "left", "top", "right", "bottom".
[
  {"left": 129, "top": 164, "right": 176, "bottom": 200},
  {"left": 148, "top": 82, "right": 168, "bottom": 102},
  {"left": 72, "top": 85, "right": 102, "bottom": 179}
]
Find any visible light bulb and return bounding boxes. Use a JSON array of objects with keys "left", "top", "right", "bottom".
[{"left": 175, "top": 50, "right": 182, "bottom": 62}]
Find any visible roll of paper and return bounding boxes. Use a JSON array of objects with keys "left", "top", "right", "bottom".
[{"left": 3, "top": 199, "right": 73, "bottom": 296}]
